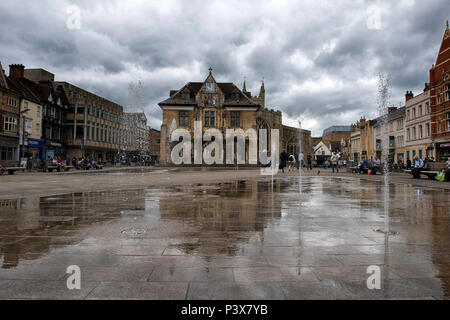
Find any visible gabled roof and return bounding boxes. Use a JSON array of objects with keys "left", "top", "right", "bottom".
[
  {"left": 159, "top": 82, "right": 203, "bottom": 106},
  {"left": 158, "top": 81, "right": 260, "bottom": 108},
  {"left": 435, "top": 20, "right": 450, "bottom": 66},
  {"left": 7, "top": 77, "right": 41, "bottom": 104},
  {"left": 20, "top": 79, "right": 69, "bottom": 107},
  {"left": 313, "top": 141, "right": 331, "bottom": 153}
]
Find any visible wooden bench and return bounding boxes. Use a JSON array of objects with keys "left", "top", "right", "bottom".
[
  {"left": 45, "top": 165, "right": 74, "bottom": 172},
  {"left": 404, "top": 162, "right": 447, "bottom": 180},
  {"left": 2, "top": 166, "right": 26, "bottom": 175},
  {"left": 350, "top": 166, "right": 379, "bottom": 175}
]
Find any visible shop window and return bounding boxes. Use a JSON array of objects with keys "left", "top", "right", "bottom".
[{"left": 0, "top": 147, "right": 14, "bottom": 161}]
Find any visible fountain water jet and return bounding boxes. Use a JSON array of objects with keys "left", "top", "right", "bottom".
[
  {"left": 375, "top": 74, "right": 398, "bottom": 236},
  {"left": 298, "top": 120, "right": 303, "bottom": 195}
]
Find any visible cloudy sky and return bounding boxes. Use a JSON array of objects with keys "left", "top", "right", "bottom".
[{"left": 0, "top": 0, "right": 448, "bottom": 136}]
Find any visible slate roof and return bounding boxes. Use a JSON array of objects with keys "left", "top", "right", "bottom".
[
  {"left": 159, "top": 81, "right": 259, "bottom": 108},
  {"left": 7, "top": 77, "right": 41, "bottom": 104},
  {"left": 21, "top": 79, "right": 69, "bottom": 107}
]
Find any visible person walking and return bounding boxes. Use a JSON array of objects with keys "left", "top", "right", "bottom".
[
  {"left": 288, "top": 154, "right": 296, "bottom": 172},
  {"left": 298, "top": 152, "right": 304, "bottom": 170},
  {"left": 330, "top": 152, "right": 339, "bottom": 173}
]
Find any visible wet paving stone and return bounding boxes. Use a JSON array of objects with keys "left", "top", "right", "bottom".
[
  {"left": 187, "top": 282, "right": 286, "bottom": 300},
  {"left": 0, "top": 176, "right": 449, "bottom": 299},
  {"left": 86, "top": 281, "right": 188, "bottom": 300},
  {"left": 279, "top": 280, "right": 337, "bottom": 300},
  {"left": 233, "top": 267, "right": 318, "bottom": 282},
  {"left": 312, "top": 265, "right": 401, "bottom": 281},
  {"left": 149, "top": 267, "right": 234, "bottom": 282},
  {"left": 0, "top": 265, "right": 67, "bottom": 280},
  {"left": 388, "top": 263, "right": 450, "bottom": 279},
  {"left": 0, "top": 280, "right": 99, "bottom": 299},
  {"left": 62, "top": 266, "right": 153, "bottom": 282},
  {"left": 0, "top": 280, "right": 10, "bottom": 288}
]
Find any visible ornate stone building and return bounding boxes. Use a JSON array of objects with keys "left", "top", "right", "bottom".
[{"left": 158, "top": 69, "right": 311, "bottom": 165}]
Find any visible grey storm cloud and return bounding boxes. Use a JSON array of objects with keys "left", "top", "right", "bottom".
[{"left": 0, "top": 0, "right": 449, "bottom": 135}]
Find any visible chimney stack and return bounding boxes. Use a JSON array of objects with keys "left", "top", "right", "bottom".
[
  {"left": 9, "top": 64, "right": 24, "bottom": 80},
  {"left": 405, "top": 90, "right": 414, "bottom": 102},
  {"left": 388, "top": 107, "right": 397, "bottom": 114}
]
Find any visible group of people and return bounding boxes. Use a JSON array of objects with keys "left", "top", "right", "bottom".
[
  {"left": 320, "top": 156, "right": 347, "bottom": 171},
  {"left": 354, "top": 157, "right": 381, "bottom": 175},
  {"left": 71, "top": 156, "right": 102, "bottom": 170},
  {"left": 279, "top": 152, "right": 313, "bottom": 173},
  {"left": 410, "top": 155, "right": 450, "bottom": 181}
]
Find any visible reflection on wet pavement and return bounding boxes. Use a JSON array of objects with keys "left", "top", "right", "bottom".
[{"left": 0, "top": 177, "right": 449, "bottom": 299}]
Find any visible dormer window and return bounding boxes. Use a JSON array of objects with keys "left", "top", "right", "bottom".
[
  {"left": 181, "top": 93, "right": 190, "bottom": 100},
  {"left": 231, "top": 93, "right": 240, "bottom": 101}
]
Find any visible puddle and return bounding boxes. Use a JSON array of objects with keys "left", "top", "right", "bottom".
[{"left": 0, "top": 176, "right": 449, "bottom": 298}]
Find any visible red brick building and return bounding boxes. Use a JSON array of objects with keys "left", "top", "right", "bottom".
[{"left": 429, "top": 21, "right": 450, "bottom": 161}]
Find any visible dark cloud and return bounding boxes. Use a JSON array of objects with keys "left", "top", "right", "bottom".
[{"left": 0, "top": 0, "right": 448, "bottom": 135}]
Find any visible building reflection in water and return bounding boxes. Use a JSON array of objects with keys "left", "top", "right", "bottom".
[
  {"left": 0, "top": 176, "right": 448, "bottom": 299},
  {"left": 158, "top": 180, "right": 283, "bottom": 256},
  {"left": 0, "top": 190, "right": 145, "bottom": 268}
]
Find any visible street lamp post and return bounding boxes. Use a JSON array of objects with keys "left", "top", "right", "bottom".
[{"left": 19, "top": 109, "right": 29, "bottom": 158}]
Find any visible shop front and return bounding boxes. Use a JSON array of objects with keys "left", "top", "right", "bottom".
[
  {"left": 24, "top": 138, "right": 45, "bottom": 160},
  {"left": 0, "top": 135, "right": 19, "bottom": 165},
  {"left": 436, "top": 142, "right": 450, "bottom": 162},
  {"left": 44, "top": 140, "right": 66, "bottom": 160}
]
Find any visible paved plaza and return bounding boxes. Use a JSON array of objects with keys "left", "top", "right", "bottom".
[{"left": 0, "top": 168, "right": 449, "bottom": 299}]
